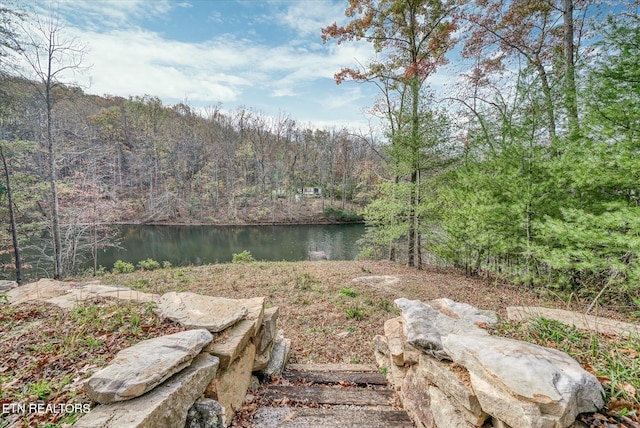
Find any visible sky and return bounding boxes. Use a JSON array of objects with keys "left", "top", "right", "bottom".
[{"left": 19, "top": 0, "right": 404, "bottom": 131}]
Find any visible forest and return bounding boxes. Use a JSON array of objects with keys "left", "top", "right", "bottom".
[{"left": 1, "top": 1, "right": 639, "bottom": 311}]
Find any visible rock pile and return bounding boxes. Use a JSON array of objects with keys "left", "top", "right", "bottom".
[
  {"left": 374, "top": 298, "right": 605, "bottom": 428},
  {"left": 76, "top": 292, "right": 290, "bottom": 428}
]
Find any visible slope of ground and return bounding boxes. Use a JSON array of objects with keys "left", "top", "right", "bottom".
[{"left": 1, "top": 260, "right": 637, "bottom": 427}]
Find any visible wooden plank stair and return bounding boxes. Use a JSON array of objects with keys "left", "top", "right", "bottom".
[{"left": 251, "top": 364, "right": 414, "bottom": 427}]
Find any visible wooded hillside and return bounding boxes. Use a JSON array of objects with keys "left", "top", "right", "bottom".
[{"left": 1, "top": 1, "right": 639, "bottom": 314}]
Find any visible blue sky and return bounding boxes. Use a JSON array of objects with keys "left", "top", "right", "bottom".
[{"left": 22, "top": 0, "right": 394, "bottom": 130}]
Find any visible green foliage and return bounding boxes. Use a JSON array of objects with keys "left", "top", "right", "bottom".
[
  {"left": 323, "top": 207, "right": 363, "bottom": 222},
  {"left": 339, "top": 287, "right": 357, "bottom": 297},
  {"left": 113, "top": 259, "right": 134, "bottom": 274},
  {"left": 232, "top": 250, "right": 255, "bottom": 264},
  {"left": 28, "top": 379, "right": 53, "bottom": 400},
  {"left": 345, "top": 307, "right": 366, "bottom": 320},
  {"left": 137, "top": 258, "right": 160, "bottom": 271}
]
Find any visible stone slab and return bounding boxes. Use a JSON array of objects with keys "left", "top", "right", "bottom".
[
  {"left": 384, "top": 317, "right": 406, "bottom": 367},
  {"left": 260, "top": 330, "right": 291, "bottom": 376},
  {"left": 395, "top": 298, "right": 496, "bottom": 360},
  {"left": 205, "top": 342, "right": 256, "bottom": 426},
  {"left": 85, "top": 329, "right": 213, "bottom": 404},
  {"left": 6, "top": 278, "right": 73, "bottom": 305},
  {"left": 258, "top": 306, "right": 279, "bottom": 353},
  {"left": 49, "top": 283, "right": 159, "bottom": 309},
  {"left": 204, "top": 297, "right": 265, "bottom": 370},
  {"left": 507, "top": 306, "right": 640, "bottom": 338},
  {"left": 0, "top": 280, "right": 17, "bottom": 292},
  {"left": 157, "top": 292, "right": 249, "bottom": 332},
  {"left": 75, "top": 353, "right": 219, "bottom": 428}
]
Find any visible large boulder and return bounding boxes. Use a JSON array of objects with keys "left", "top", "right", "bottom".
[
  {"left": 442, "top": 334, "right": 605, "bottom": 428},
  {"left": 157, "top": 292, "right": 249, "bottom": 332},
  {"left": 394, "top": 298, "right": 497, "bottom": 360},
  {"left": 75, "top": 353, "right": 219, "bottom": 428},
  {"left": 85, "top": 329, "right": 213, "bottom": 404}
]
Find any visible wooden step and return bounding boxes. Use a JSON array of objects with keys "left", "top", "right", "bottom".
[
  {"left": 263, "top": 385, "right": 397, "bottom": 407},
  {"left": 286, "top": 363, "right": 379, "bottom": 373},
  {"left": 251, "top": 406, "right": 415, "bottom": 427},
  {"left": 282, "top": 370, "right": 388, "bottom": 385}
]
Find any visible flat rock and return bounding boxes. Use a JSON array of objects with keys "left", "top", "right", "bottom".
[
  {"left": 75, "top": 353, "right": 219, "bottom": 428},
  {"left": 48, "top": 283, "right": 159, "bottom": 309},
  {"left": 395, "top": 298, "right": 497, "bottom": 359},
  {"left": 205, "top": 297, "right": 264, "bottom": 370},
  {"left": 5, "top": 279, "right": 159, "bottom": 309},
  {"left": 384, "top": 317, "right": 406, "bottom": 367},
  {"left": 442, "top": 334, "right": 605, "bottom": 428},
  {"left": 85, "top": 329, "right": 213, "bottom": 404},
  {"left": 260, "top": 330, "right": 291, "bottom": 376},
  {"left": 206, "top": 342, "right": 256, "bottom": 426},
  {"left": 5, "top": 278, "right": 72, "bottom": 305},
  {"left": 0, "top": 280, "right": 17, "bottom": 292},
  {"left": 258, "top": 306, "right": 280, "bottom": 353},
  {"left": 352, "top": 275, "right": 400, "bottom": 288},
  {"left": 157, "top": 292, "right": 249, "bottom": 332},
  {"left": 507, "top": 306, "right": 640, "bottom": 338}
]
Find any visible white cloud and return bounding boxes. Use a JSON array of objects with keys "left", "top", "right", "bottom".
[
  {"left": 277, "top": 1, "right": 346, "bottom": 37},
  {"left": 18, "top": 0, "right": 387, "bottom": 130}
]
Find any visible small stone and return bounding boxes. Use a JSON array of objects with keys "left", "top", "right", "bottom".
[{"left": 186, "top": 398, "right": 224, "bottom": 428}]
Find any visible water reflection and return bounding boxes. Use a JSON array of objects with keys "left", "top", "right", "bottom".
[{"left": 95, "top": 223, "right": 365, "bottom": 268}]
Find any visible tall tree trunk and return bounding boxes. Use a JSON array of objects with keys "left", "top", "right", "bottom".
[
  {"left": 563, "top": 0, "right": 579, "bottom": 136},
  {"left": 535, "top": 62, "right": 557, "bottom": 144},
  {"left": 407, "top": 77, "right": 421, "bottom": 268},
  {"left": 46, "top": 76, "right": 63, "bottom": 279},
  {"left": 0, "top": 146, "right": 22, "bottom": 284}
]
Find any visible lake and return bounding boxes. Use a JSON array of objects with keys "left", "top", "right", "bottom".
[{"left": 94, "top": 223, "right": 366, "bottom": 269}]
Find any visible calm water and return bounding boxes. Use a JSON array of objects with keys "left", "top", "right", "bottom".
[{"left": 94, "top": 223, "right": 366, "bottom": 269}]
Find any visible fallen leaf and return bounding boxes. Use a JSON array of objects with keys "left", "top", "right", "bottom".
[{"left": 619, "top": 348, "right": 639, "bottom": 359}]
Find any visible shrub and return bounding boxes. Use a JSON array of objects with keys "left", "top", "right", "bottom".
[
  {"left": 113, "top": 260, "right": 134, "bottom": 274},
  {"left": 323, "top": 207, "right": 363, "bottom": 222},
  {"left": 137, "top": 258, "right": 160, "bottom": 271},
  {"left": 162, "top": 261, "right": 172, "bottom": 269},
  {"left": 232, "top": 250, "right": 255, "bottom": 264}
]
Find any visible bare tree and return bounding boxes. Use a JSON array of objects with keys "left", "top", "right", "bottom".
[{"left": 18, "top": 5, "right": 87, "bottom": 279}]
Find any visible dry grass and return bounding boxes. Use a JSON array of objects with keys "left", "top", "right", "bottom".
[
  {"left": 95, "top": 259, "right": 626, "bottom": 365},
  {"left": 1, "top": 260, "right": 637, "bottom": 427}
]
